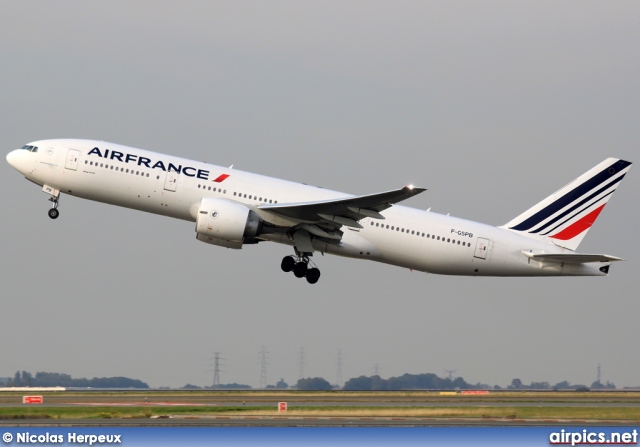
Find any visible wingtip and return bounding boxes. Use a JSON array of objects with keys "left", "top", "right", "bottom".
[{"left": 404, "top": 185, "right": 427, "bottom": 193}]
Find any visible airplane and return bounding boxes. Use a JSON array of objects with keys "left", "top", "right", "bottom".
[{"left": 6, "top": 139, "right": 632, "bottom": 284}]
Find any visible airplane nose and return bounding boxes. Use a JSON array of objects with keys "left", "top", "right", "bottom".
[
  {"left": 6, "top": 149, "right": 29, "bottom": 174},
  {"left": 6, "top": 149, "right": 20, "bottom": 169}
]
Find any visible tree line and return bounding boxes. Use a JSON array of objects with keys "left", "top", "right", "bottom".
[
  {"left": 508, "top": 378, "right": 615, "bottom": 390},
  {"left": 3, "top": 371, "right": 149, "bottom": 388},
  {"left": 2, "top": 370, "right": 616, "bottom": 390}
]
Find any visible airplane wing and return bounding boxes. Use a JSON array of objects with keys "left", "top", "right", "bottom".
[
  {"left": 259, "top": 185, "right": 426, "bottom": 228},
  {"left": 521, "top": 252, "right": 624, "bottom": 263}
]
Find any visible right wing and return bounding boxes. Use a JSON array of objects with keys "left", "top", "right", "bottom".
[
  {"left": 259, "top": 185, "right": 426, "bottom": 228},
  {"left": 257, "top": 185, "right": 426, "bottom": 252}
]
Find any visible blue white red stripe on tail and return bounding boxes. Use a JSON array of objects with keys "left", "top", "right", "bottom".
[{"left": 503, "top": 158, "right": 632, "bottom": 251}]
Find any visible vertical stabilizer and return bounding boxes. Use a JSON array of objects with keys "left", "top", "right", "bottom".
[{"left": 502, "top": 158, "right": 632, "bottom": 251}]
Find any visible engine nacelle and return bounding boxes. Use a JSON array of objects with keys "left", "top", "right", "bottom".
[{"left": 195, "top": 198, "right": 262, "bottom": 249}]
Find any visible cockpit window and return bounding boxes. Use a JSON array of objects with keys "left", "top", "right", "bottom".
[{"left": 21, "top": 145, "right": 38, "bottom": 152}]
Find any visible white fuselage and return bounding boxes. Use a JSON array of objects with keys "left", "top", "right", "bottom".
[{"left": 7, "top": 139, "right": 606, "bottom": 277}]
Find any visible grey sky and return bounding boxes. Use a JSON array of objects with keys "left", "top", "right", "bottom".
[{"left": 1, "top": 1, "right": 638, "bottom": 388}]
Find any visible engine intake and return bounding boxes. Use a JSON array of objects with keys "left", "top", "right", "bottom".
[{"left": 195, "top": 198, "right": 262, "bottom": 249}]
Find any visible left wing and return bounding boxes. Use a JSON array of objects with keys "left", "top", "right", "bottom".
[{"left": 259, "top": 185, "right": 426, "bottom": 229}]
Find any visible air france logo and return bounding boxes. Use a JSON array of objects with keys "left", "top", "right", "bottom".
[
  {"left": 211, "top": 211, "right": 219, "bottom": 219},
  {"left": 87, "top": 147, "right": 232, "bottom": 183}
]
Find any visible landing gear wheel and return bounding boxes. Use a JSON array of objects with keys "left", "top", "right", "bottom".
[
  {"left": 48, "top": 208, "right": 59, "bottom": 219},
  {"left": 293, "top": 261, "right": 308, "bottom": 278},
  {"left": 282, "top": 249, "right": 321, "bottom": 283},
  {"left": 306, "top": 268, "right": 321, "bottom": 284},
  {"left": 281, "top": 256, "right": 296, "bottom": 272}
]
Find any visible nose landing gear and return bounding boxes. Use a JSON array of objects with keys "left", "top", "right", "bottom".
[
  {"left": 281, "top": 254, "right": 321, "bottom": 284},
  {"left": 47, "top": 196, "right": 60, "bottom": 219}
]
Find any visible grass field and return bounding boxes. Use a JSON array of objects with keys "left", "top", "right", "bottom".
[{"left": 0, "top": 390, "right": 638, "bottom": 422}]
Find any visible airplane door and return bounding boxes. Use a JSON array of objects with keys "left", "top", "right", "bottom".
[
  {"left": 65, "top": 149, "right": 80, "bottom": 170},
  {"left": 164, "top": 171, "right": 178, "bottom": 192},
  {"left": 474, "top": 237, "right": 490, "bottom": 260}
]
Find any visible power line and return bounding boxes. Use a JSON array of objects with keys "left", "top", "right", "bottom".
[
  {"left": 211, "top": 352, "right": 223, "bottom": 388},
  {"left": 258, "top": 346, "right": 270, "bottom": 388},
  {"left": 444, "top": 369, "right": 457, "bottom": 380},
  {"left": 298, "top": 347, "right": 306, "bottom": 381},
  {"left": 336, "top": 349, "right": 343, "bottom": 388}
]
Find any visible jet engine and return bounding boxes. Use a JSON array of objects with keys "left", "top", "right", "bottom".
[{"left": 195, "top": 198, "right": 263, "bottom": 249}]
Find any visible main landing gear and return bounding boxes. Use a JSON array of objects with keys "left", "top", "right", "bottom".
[
  {"left": 48, "top": 196, "right": 60, "bottom": 219},
  {"left": 281, "top": 254, "right": 321, "bottom": 284}
]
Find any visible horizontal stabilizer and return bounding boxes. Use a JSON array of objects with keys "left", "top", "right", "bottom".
[{"left": 521, "top": 251, "right": 624, "bottom": 264}]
